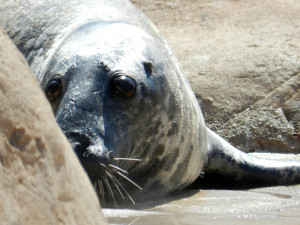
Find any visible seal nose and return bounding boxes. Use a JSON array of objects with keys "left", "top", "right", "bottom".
[
  {"left": 65, "top": 132, "right": 92, "bottom": 158},
  {"left": 65, "top": 132, "right": 108, "bottom": 177}
]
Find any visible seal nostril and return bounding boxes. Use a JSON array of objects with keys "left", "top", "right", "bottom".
[
  {"left": 64, "top": 132, "right": 108, "bottom": 177},
  {"left": 65, "top": 132, "right": 91, "bottom": 157}
]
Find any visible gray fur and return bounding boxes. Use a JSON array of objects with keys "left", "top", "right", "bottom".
[{"left": 1, "top": 0, "right": 300, "bottom": 206}]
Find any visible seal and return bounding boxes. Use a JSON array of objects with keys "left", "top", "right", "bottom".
[{"left": 1, "top": 0, "right": 300, "bottom": 207}]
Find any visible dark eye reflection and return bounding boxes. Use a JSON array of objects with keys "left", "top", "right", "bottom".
[
  {"left": 45, "top": 76, "right": 63, "bottom": 102},
  {"left": 111, "top": 75, "right": 136, "bottom": 98}
]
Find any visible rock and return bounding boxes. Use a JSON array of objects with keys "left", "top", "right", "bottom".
[
  {"left": 0, "top": 27, "right": 107, "bottom": 225},
  {"left": 217, "top": 107, "right": 298, "bottom": 153},
  {"left": 132, "top": 0, "right": 300, "bottom": 153}
]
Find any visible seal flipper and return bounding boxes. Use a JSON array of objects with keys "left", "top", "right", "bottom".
[{"left": 204, "top": 127, "right": 300, "bottom": 186}]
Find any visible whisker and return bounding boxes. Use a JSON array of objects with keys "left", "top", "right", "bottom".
[
  {"left": 109, "top": 172, "right": 136, "bottom": 205},
  {"left": 104, "top": 177, "right": 117, "bottom": 208},
  {"left": 128, "top": 216, "right": 141, "bottom": 225},
  {"left": 98, "top": 179, "right": 105, "bottom": 207},
  {"left": 93, "top": 180, "right": 97, "bottom": 190},
  {"left": 109, "top": 164, "right": 128, "bottom": 174},
  {"left": 66, "top": 56, "right": 73, "bottom": 66},
  {"left": 54, "top": 55, "right": 68, "bottom": 69},
  {"left": 103, "top": 177, "right": 112, "bottom": 198},
  {"left": 100, "top": 163, "right": 107, "bottom": 168},
  {"left": 113, "top": 157, "right": 142, "bottom": 162},
  {"left": 115, "top": 171, "right": 143, "bottom": 190},
  {"left": 106, "top": 171, "right": 125, "bottom": 199}
]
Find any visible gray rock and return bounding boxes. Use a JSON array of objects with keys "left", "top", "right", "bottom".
[
  {"left": 217, "top": 107, "right": 298, "bottom": 153},
  {"left": 132, "top": 0, "right": 300, "bottom": 153}
]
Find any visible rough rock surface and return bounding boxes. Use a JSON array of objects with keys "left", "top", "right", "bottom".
[
  {"left": 0, "top": 28, "right": 107, "bottom": 225},
  {"left": 132, "top": 0, "right": 300, "bottom": 153}
]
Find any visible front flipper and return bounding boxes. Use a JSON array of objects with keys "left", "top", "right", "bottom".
[{"left": 204, "top": 128, "right": 300, "bottom": 186}]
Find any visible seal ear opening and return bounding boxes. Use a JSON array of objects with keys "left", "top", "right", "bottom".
[{"left": 142, "top": 61, "right": 153, "bottom": 78}]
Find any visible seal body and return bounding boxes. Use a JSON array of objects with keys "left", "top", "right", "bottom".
[{"left": 1, "top": 0, "right": 300, "bottom": 206}]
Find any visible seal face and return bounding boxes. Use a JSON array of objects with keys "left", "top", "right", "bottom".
[{"left": 42, "top": 21, "right": 207, "bottom": 205}]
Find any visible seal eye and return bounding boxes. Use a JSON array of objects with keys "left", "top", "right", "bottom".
[
  {"left": 45, "top": 76, "right": 62, "bottom": 102},
  {"left": 112, "top": 75, "right": 136, "bottom": 98}
]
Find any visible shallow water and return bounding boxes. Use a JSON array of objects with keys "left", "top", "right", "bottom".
[
  {"left": 103, "top": 185, "right": 300, "bottom": 225},
  {"left": 103, "top": 154, "right": 300, "bottom": 225}
]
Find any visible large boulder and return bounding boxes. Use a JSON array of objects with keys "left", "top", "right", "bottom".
[
  {"left": 132, "top": 0, "right": 300, "bottom": 153},
  {"left": 0, "top": 27, "right": 107, "bottom": 225}
]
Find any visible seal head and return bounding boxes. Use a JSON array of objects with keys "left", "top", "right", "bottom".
[{"left": 41, "top": 21, "right": 207, "bottom": 205}]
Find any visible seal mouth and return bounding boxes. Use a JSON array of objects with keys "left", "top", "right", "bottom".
[{"left": 65, "top": 132, "right": 143, "bottom": 207}]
